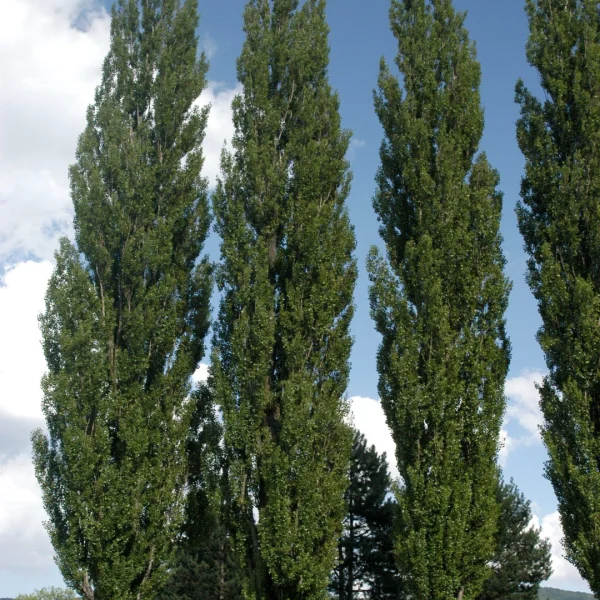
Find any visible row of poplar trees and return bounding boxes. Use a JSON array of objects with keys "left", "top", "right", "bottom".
[{"left": 30, "top": 0, "right": 600, "bottom": 598}]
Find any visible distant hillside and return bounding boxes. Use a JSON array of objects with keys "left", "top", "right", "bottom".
[
  {"left": 1, "top": 588, "right": 592, "bottom": 600},
  {"left": 539, "top": 587, "right": 594, "bottom": 600}
]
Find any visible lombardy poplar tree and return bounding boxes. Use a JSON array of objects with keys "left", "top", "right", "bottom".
[
  {"left": 211, "top": 1, "right": 357, "bottom": 598},
  {"left": 368, "top": 1, "right": 511, "bottom": 599},
  {"left": 31, "top": 1, "right": 211, "bottom": 598},
  {"left": 516, "top": 1, "right": 600, "bottom": 593}
]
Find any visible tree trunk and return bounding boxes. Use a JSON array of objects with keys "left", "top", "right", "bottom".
[
  {"left": 338, "top": 540, "right": 345, "bottom": 600},
  {"left": 219, "top": 534, "right": 225, "bottom": 600}
]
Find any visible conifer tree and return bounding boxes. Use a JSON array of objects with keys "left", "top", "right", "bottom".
[
  {"left": 31, "top": 1, "right": 212, "bottom": 598},
  {"left": 516, "top": 1, "right": 600, "bottom": 593},
  {"left": 159, "top": 387, "right": 243, "bottom": 600},
  {"left": 368, "top": 1, "right": 511, "bottom": 598},
  {"left": 330, "top": 430, "right": 402, "bottom": 600},
  {"left": 211, "top": 1, "right": 357, "bottom": 598},
  {"left": 477, "top": 478, "right": 552, "bottom": 600}
]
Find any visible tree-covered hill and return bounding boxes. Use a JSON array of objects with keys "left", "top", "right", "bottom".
[{"left": 539, "top": 587, "right": 594, "bottom": 600}]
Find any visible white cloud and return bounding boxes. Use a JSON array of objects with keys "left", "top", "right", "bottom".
[
  {"left": 349, "top": 396, "right": 398, "bottom": 479},
  {"left": 192, "top": 362, "right": 210, "bottom": 385},
  {"left": 0, "top": 261, "right": 54, "bottom": 589},
  {"left": 531, "top": 510, "right": 591, "bottom": 593},
  {"left": 505, "top": 371, "right": 545, "bottom": 439},
  {"left": 0, "top": 454, "right": 55, "bottom": 573},
  {"left": 199, "top": 81, "right": 241, "bottom": 186},
  {"left": 498, "top": 427, "right": 512, "bottom": 468},
  {"left": 0, "top": 261, "right": 53, "bottom": 422},
  {"left": 501, "top": 370, "right": 545, "bottom": 464},
  {"left": 0, "top": 0, "right": 111, "bottom": 263}
]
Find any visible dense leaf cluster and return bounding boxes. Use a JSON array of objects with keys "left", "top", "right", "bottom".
[
  {"left": 368, "top": 1, "right": 511, "bottom": 598},
  {"left": 516, "top": 0, "right": 600, "bottom": 593},
  {"left": 211, "top": 1, "right": 357, "bottom": 598},
  {"left": 32, "top": 0, "right": 211, "bottom": 598}
]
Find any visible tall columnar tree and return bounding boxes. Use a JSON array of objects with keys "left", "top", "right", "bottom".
[
  {"left": 477, "top": 479, "right": 552, "bottom": 600},
  {"left": 368, "top": 1, "right": 511, "bottom": 599},
  {"left": 211, "top": 1, "right": 357, "bottom": 598},
  {"left": 31, "top": 1, "right": 212, "bottom": 598},
  {"left": 516, "top": 1, "right": 600, "bottom": 593}
]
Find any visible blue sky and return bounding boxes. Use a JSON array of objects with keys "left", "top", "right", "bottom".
[
  {"left": 198, "top": 0, "right": 559, "bottom": 565},
  {"left": 0, "top": 0, "right": 591, "bottom": 595}
]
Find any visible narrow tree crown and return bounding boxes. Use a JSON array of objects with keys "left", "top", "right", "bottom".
[
  {"left": 516, "top": 0, "right": 600, "bottom": 593},
  {"left": 212, "top": 1, "right": 357, "bottom": 598},
  {"left": 32, "top": 1, "right": 211, "bottom": 598},
  {"left": 368, "top": 1, "right": 511, "bottom": 598}
]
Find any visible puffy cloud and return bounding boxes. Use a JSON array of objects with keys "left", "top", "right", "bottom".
[
  {"left": 199, "top": 81, "right": 241, "bottom": 186},
  {"left": 501, "top": 370, "right": 545, "bottom": 465},
  {"left": 192, "top": 362, "right": 210, "bottom": 385},
  {"left": 0, "top": 261, "right": 54, "bottom": 591},
  {"left": 531, "top": 511, "right": 591, "bottom": 593},
  {"left": 0, "top": 261, "right": 53, "bottom": 423},
  {"left": 0, "top": 0, "right": 111, "bottom": 263},
  {"left": 348, "top": 396, "right": 398, "bottom": 479},
  {"left": 0, "top": 454, "right": 55, "bottom": 573},
  {"left": 505, "top": 371, "right": 545, "bottom": 440}
]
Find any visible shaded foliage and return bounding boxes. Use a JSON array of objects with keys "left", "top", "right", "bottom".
[
  {"left": 31, "top": 1, "right": 212, "bottom": 598},
  {"left": 330, "top": 430, "right": 403, "bottom": 600},
  {"left": 516, "top": 1, "right": 600, "bottom": 594},
  {"left": 368, "top": 1, "right": 511, "bottom": 598},
  {"left": 211, "top": 0, "right": 357, "bottom": 597}
]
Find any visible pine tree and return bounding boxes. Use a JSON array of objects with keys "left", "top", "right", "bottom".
[
  {"left": 515, "top": 1, "right": 600, "bottom": 593},
  {"left": 31, "top": 1, "right": 212, "bottom": 598},
  {"left": 330, "top": 430, "right": 402, "bottom": 600},
  {"left": 211, "top": 1, "right": 357, "bottom": 598},
  {"left": 159, "top": 387, "right": 243, "bottom": 600},
  {"left": 368, "top": 1, "right": 511, "bottom": 599},
  {"left": 477, "top": 479, "right": 552, "bottom": 600}
]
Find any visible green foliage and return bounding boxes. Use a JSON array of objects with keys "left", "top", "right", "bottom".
[
  {"left": 31, "top": 1, "right": 212, "bottom": 598},
  {"left": 516, "top": 1, "right": 600, "bottom": 594},
  {"left": 477, "top": 479, "right": 552, "bottom": 600},
  {"left": 330, "top": 430, "right": 402, "bottom": 600},
  {"left": 368, "top": 1, "right": 511, "bottom": 599},
  {"left": 158, "top": 387, "right": 243, "bottom": 600},
  {"left": 211, "top": 0, "right": 357, "bottom": 598},
  {"left": 14, "top": 588, "right": 77, "bottom": 600}
]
